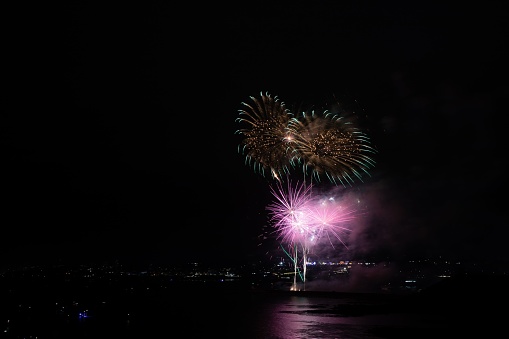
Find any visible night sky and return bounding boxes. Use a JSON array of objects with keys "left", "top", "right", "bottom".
[{"left": 4, "top": 2, "right": 508, "bottom": 269}]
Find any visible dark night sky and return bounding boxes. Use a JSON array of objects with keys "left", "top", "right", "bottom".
[{"left": 3, "top": 2, "right": 509, "bottom": 269}]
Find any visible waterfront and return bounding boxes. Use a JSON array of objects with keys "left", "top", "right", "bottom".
[{"left": 1, "top": 262, "right": 508, "bottom": 338}]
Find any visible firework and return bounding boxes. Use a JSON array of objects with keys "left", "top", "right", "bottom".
[
  {"left": 288, "top": 109, "right": 377, "bottom": 186},
  {"left": 235, "top": 92, "right": 377, "bottom": 185},
  {"left": 236, "top": 91, "right": 374, "bottom": 290},
  {"left": 265, "top": 179, "right": 313, "bottom": 290},
  {"left": 235, "top": 92, "right": 296, "bottom": 180},
  {"left": 306, "top": 195, "right": 357, "bottom": 249},
  {"left": 267, "top": 183, "right": 358, "bottom": 251},
  {"left": 265, "top": 179, "right": 314, "bottom": 245},
  {"left": 265, "top": 180, "right": 359, "bottom": 289}
]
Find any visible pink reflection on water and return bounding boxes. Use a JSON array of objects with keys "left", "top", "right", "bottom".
[{"left": 251, "top": 293, "right": 448, "bottom": 339}]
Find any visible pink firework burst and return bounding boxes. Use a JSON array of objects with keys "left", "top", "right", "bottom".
[
  {"left": 265, "top": 179, "right": 314, "bottom": 245},
  {"left": 266, "top": 181, "right": 358, "bottom": 250},
  {"left": 265, "top": 180, "right": 361, "bottom": 289},
  {"left": 306, "top": 195, "right": 358, "bottom": 249}
]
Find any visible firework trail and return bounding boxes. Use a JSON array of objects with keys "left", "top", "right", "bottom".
[
  {"left": 235, "top": 92, "right": 296, "bottom": 181},
  {"left": 265, "top": 179, "right": 313, "bottom": 290}
]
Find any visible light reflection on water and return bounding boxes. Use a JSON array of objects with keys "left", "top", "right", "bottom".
[
  {"left": 122, "top": 289, "right": 454, "bottom": 338},
  {"left": 244, "top": 293, "right": 448, "bottom": 339},
  {"left": 1, "top": 287, "right": 459, "bottom": 338}
]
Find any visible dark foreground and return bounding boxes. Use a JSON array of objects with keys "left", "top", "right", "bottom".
[{"left": 1, "top": 269, "right": 508, "bottom": 338}]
